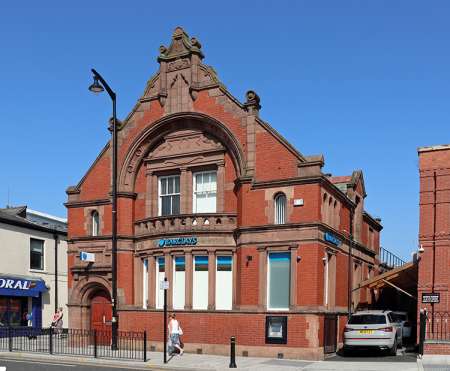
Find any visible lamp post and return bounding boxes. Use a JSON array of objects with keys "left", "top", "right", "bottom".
[{"left": 89, "top": 68, "right": 119, "bottom": 350}]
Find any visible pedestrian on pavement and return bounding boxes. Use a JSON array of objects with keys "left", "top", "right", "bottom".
[
  {"left": 51, "top": 307, "right": 64, "bottom": 336},
  {"left": 168, "top": 313, "right": 183, "bottom": 356}
]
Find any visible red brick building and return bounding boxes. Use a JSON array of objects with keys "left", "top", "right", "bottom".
[
  {"left": 66, "top": 28, "right": 382, "bottom": 360},
  {"left": 418, "top": 144, "right": 450, "bottom": 354}
]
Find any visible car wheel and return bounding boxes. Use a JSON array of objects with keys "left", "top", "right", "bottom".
[
  {"left": 389, "top": 338, "right": 397, "bottom": 356},
  {"left": 342, "top": 346, "right": 351, "bottom": 357}
]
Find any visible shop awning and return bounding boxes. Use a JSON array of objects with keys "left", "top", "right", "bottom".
[
  {"left": 353, "top": 261, "right": 418, "bottom": 300},
  {"left": 0, "top": 275, "right": 48, "bottom": 298}
]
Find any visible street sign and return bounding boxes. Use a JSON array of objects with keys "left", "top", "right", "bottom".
[
  {"left": 80, "top": 251, "right": 95, "bottom": 262},
  {"left": 160, "top": 280, "right": 169, "bottom": 290},
  {"left": 422, "top": 293, "right": 440, "bottom": 303}
]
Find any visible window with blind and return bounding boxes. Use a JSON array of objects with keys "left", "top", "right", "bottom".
[
  {"left": 30, "top": 238, "right": 44, "bottom": 270},
  {"left": 274, "top": 193, "right": 287, "bottom": 224},
  {"left": 173, "top": 256, "right": 185, "bottom": 310},
  {"left": 156, "top": 257, "right": 165, "bottom": 309},
  {"left": 142, "top": 259, "right": 148, "bottom": 309},
  {"left": 193, "top": 256, "right": 208, "bottom": 309},
  {"left": 159, "top": 175, "right": 180, "bottom": 216},
  {"left": 193, "top": 171, "right": 217, "bottom": 213},
  {"left": 267, "top": 252, "right": 290, "bottom": 310},
  {"left": 216, "top": 256, "right": 232, "bottom": 310}
]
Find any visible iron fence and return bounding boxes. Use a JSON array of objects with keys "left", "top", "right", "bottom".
[
  {"left": 380, "top": 247, "right": 406, "bottom": 270},
  {"left": 426, "top": 311, "right": 450, "bottom": 342},
  {"left": 0, "top": 327, "right": 147, "bottom": 361}
]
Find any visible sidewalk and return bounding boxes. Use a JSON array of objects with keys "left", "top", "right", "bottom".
[
  {"left": 0, "top": 350, "right": 421, "bottom": 371},
  {"left": 418, "top": 355, "right": 450, "bottom": 371}
]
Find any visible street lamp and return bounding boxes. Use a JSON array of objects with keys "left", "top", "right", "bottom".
[{"left": 89, "top": 68, "right": 119, "bottom": 350}]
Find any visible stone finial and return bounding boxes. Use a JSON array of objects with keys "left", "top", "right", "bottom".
[
  {"left": 158, "top": 27, "right": 204, "bottom": 62},
  {"left": 244, "top": 90, "right": 261, "bottom": 115}
]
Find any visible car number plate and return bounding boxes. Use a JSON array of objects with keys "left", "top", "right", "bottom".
[{"left": 359, "top": 330, "right": 373, "bottom": 334}]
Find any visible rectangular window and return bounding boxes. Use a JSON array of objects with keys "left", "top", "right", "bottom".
[
  {"left": 216, "top": 256, "right": 232, "bottom": 310},
  {"left": 324, "top": 253, "right": 332, "bottom": 306},
  {"left": 143, "top": 259, "right": 148, "bottom": 309},
  {"left": 173, "top": 256, "right": 185, "bottom": 310},
  {"left": 193, "top": 171, "right": 217, "bottom": 213},
  {"left": 156, "top": 257, "right": 165, "bottom": 309},
  {"left": 267, "top": 252, "right": 290, "bottom": 310},
  {"left": 193, "top": 256, "right": 208, "bottom": 309},
  {"left": 30, "top": 239, "right": 44, "bottom": 270},
  {"left": 159, "top": 175, "right": 180, "bottom": 216}
]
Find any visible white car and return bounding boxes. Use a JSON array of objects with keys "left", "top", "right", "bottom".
[{"left": 343, "top": 310, "right": 403, "bottom": 355}]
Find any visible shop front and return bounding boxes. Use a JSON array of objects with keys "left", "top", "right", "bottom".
[{"left": 0, "top": 275, "right": 48, "bottom": 328}]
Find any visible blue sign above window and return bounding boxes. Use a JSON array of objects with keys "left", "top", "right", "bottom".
[
  {"left": 158, "top": 237, "right": 198, "bottom": 247},
  {"left": 0, "top": 276, "right": 48, "bottom": 298},
  {"left": 324, "top": 232, "right": 341, "bottom": 247}
]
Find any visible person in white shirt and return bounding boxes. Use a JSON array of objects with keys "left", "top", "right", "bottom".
[{"left": 168, "top": 313, "right": 183, "bottom": 355}]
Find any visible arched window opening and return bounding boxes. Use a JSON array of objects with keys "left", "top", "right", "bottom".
[
  {"left": 91, "top": 211, "right": 100, "bottom": 236},
  {"left": 274, "top": 193, "right": 287, "bottom": 225}
]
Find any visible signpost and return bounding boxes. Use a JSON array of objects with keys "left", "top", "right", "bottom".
[
  {"left": 163, "top": 277, "right": 169, "bottom": 364},
  {"left": 422, "top": 292, "right": 440, "bottom": 304},
  {"left": 80, "top": 251, "right": 95, "bottom": 262}
]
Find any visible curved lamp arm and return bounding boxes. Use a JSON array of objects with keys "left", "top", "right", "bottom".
[{"left": 91, "top": 68, "right": 116, "bottom": 101}]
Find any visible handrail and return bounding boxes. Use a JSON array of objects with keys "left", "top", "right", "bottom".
[{"left": 379, "top": 247, "right": 406, "bottom": 269}]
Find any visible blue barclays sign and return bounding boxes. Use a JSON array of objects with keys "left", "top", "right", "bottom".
[
  {"left": 324, "top": 232, "right": 341, "bottom": 247},
  {"left": 158, "top": 237, "right": 198, "bottom": 248}
]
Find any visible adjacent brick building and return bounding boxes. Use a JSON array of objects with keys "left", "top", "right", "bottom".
[
  {"left": 418, "top": 144, "right": 450, "bottom": 355},
  {"left": 66, "top": 27, "right": 382, "bottom": 360}
]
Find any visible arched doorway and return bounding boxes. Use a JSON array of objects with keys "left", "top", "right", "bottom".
[{"left": 90, "top": 291, "right": 112, "bottom": 334}]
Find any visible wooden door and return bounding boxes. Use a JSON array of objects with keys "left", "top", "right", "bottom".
[{"left": 90, "top": 292, "right": 112, "bottom": 344}]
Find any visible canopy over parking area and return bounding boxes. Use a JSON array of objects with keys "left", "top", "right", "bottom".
[{"left": 356, "top": 261, "right": 418, "bottom": 301}]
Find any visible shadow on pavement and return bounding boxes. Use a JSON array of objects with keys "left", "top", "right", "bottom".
[{"left": 326, "top": 347, "right": 417, "bottom": 362}]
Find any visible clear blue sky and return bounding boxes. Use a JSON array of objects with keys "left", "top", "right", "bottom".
[{"left": 1, "top": 1, "right": 449, "bottom": 260}]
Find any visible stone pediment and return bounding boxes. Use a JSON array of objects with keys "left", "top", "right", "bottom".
[{"left": 148, "top": 130, "right": 224, "bottom": 160}]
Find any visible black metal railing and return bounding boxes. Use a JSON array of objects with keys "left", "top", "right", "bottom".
[
  {"left": 379, "top": 247, "right": 406, "bottom": 270},
  {"left": 0, "top": 327, "right": 147, "bottom": 361},
  {"left": 426, "top": 311, "right": 450, "bottom": 342}
]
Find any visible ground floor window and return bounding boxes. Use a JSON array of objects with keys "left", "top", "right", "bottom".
[
  {"left": 0, "top": 296, "right": 28, "bottom": 326},
  {"left": 193, "top": 256, "right": 208, "bottom": 309},
  {"left": 267, "top": 252, "right": 290, "bottom": 310},
  {"left": 173, "top": 256, "right": 185, "bottom": 310},
  {"left": 143, "top": 259, "right": 148, "bottom": 309},
  {"left": 216, "top": 256, "right": 232, "bottom": 310},
  {"left": 156, "top": 257, "right": 165, "bottom": 309}
]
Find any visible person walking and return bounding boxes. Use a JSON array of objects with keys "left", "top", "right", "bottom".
[
  {"left": 51, "top": 307, "right": 64, "bottom": 336},
  {"left": 168, "top": 313, "right": 183, "bottom": 356}
]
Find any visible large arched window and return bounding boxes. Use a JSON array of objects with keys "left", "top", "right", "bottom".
[
  {"left": 91, "top": 210, "right": 100, "bottom": 236},
  {"left": 274, "top": 193, "right": 287, "bottom": 225}
]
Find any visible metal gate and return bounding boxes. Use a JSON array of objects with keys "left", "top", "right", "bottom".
[{"left": 323, "top": 314, "right": 338, "bottom": 354}]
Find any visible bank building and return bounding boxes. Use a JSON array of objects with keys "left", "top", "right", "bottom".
[{"left": 66, "top": 27, "right": 382, "bottom": 360}]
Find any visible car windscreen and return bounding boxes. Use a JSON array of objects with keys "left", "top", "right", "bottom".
[{"left": 348, "top": 315, "right": 387, "bottom": 325}]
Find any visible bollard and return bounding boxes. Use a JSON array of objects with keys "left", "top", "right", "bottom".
[{"left": 229, "top": 336, "right": 237, "bottom": 368}]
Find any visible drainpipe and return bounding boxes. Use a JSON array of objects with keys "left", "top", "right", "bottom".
[
  {"left": 54, "top": 233, "right": 58, "bottom": 312},
  {"left": 348, "top": 208, "right": 354, "bottom": 318},
  {"left": 431, "top": 171, "right": 437, "bottom": 325}
]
